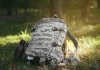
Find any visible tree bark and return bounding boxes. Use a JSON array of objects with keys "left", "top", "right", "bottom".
[
  {"left": 7, "top": 4, "right": 12, "bottom": 15},
  {"left": 49, "top": 0, "right": 62, "bottom": 18},
  {"left": 97, "top": 0, "right": 100, "bottom": 8}
]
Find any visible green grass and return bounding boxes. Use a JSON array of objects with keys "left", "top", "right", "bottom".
[
  {"left": 0, "top": 21, "right": 100, "bottom": 70},
  {"left": 76, "top": 36, "right": 100, "bottom": 70},
  {"left": 67, "top": 36, "right": 100, "bottom": 70}
]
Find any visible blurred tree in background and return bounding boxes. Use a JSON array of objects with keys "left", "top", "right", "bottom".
[
  {"left": 49, "top": 0, "right": 62, "bottom": 18},
  {"left": 97, "top": 0, "right": 100, "bottom": 8},
  {"left": 0, "top": 0, "right": 99, "bottom": 23},
  {"left": 0, "top": 0, "right": 49, "bottom": 16}
]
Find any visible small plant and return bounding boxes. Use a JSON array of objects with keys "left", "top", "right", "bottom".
[{"left": 18, "top": 29, "right": 30, "bottom": 41}]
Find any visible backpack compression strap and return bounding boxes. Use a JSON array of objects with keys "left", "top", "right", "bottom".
[{"left": 67, "top": 30, "right": 78, "bottom": 51}]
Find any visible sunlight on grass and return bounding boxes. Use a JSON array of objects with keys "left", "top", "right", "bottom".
[
  {"left": 75, "top": 24, "right": 100, "bottom": 36},
  {"left": 68, "top": 19, "right": 100, "bottom": 36},
  {"left": 66, "top": 36, "right": 100, "bottom": 70},
  {"left": 67, "top": 36, "right": 100, "bottom": 55},
  {"left": 0, "top": 31, "right": 30, "bottom": 46},
  {"left": 78, "top": 36, "right": 100, "bottom": 55}
]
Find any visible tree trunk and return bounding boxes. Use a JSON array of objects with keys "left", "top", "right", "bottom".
[
  {"left": 7, "top": 5, "right": 12, "bottom": 15},
  {"left": 97, "top": 0, "right": 100, "bottom": 8},
  {"left": 15, "top": 8, "right": 18, "bottom": 16},
  {"left": 49, "top": 0, "right": 62, "bottom": 18},
  {"left": 81, "top": 0, "right": 90, "bottom": 23}
]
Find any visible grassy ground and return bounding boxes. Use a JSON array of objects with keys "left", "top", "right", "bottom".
[{"left": 0, "top": 21, "right": 100, "bottom": 70}]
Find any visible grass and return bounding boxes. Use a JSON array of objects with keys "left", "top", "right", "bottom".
[
  {"left": 76, "top": 36, "right": 100, "bottom": 70},
  {"left": 67, "top": 36, "right": 100, "bottom": 70},
  {"left": 0, "top": 21, "right": 100, "bottom": 70}
]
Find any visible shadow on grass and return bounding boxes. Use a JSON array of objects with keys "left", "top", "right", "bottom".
[
  {"left": 0, "top": 43, "right": 36, "bottom": 70},
  {"left": 76, "top": 45, "right": 100, "bottom": 70},
  {"left": 0, "top": 22, "right": 34, "bottom": 37}
]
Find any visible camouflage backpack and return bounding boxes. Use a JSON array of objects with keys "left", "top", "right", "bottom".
[{"left": 25, "top": 17, "right": 67, "bottom": 67}]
